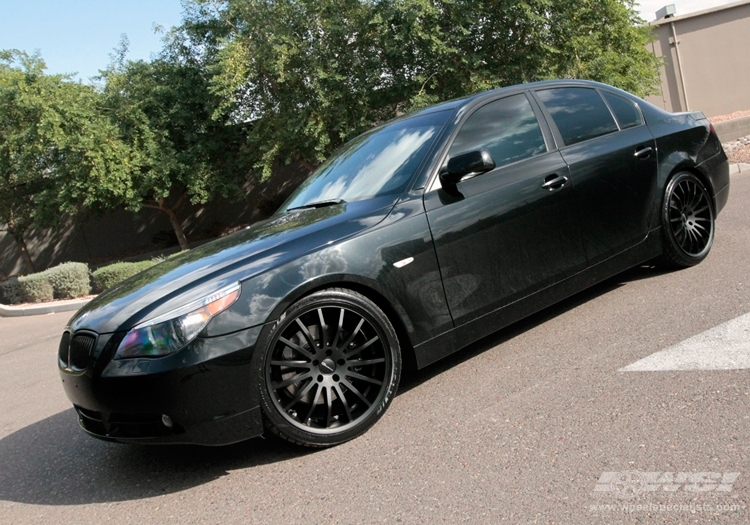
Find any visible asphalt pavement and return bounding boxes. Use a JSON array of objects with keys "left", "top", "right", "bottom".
[{"left": 1, "top": 171, "right": 749, "bottom": 524}]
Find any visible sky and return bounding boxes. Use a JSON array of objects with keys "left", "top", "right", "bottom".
[
  {"left": 0, "top": 0, "right": 184, "bottom": 81},
  {"left": 0, "top": 0, "right": 742, "bottom": 82}
]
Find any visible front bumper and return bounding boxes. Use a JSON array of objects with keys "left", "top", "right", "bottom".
[{"left": 59, "top": 325, "right": 266, "bottom": 445}]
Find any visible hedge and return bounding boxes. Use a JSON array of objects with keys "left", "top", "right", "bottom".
[
  {"left": 0, "top": 257, "right": 170, "bottom": 305},
  {"left": 46, "top": 262, "right": 91, "bottom": 299},
  {"left": 0, "top": 262, "right": 90, "bottom": 305},
  {"left": 18, "top": 273, "right": 55, "bottom": 303},
  {"left": 0, "top": 277, "right": 22, "bottom": 305},
  {"left": 91, "top": 260, "right": 159, "bottom": 293}
]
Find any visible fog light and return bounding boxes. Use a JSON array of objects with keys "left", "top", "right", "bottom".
[{"left": 162, "top": 414, "right": 173, "bottom": 428}]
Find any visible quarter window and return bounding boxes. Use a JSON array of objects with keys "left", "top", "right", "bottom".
[
  {"left": 449, "top": 94, "right": 547, "bottom": 169},
  {"left": 536, "top": 87, "right": 618, "bottom": 146},
  {"left": 602, "top": 92, "right": 643, "bottom": 130}
]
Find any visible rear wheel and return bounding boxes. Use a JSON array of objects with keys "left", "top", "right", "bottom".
[
  {"left": 259, "top": 288, "right": 401, "bottom": 447},
  {"left": 658, "top": 172, "right": 715, "bottom": 268}
]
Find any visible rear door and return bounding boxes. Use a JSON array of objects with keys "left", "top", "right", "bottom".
[
  {"left": 424, "top": 92, "right": 587, "bottom": 326},
  {"left": 532, "top": 87, "right": 658, "bottom": 265}
]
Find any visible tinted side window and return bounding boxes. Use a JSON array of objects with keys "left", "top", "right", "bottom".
[
  {"left": 602, "top": 92, "right": 643, "bottom": 129},
  {"left": 449, "top": 94, "right": 546, "bottom": 168},
  {"left": 536, "top": 88, "right": 618, "bottom": 145}
]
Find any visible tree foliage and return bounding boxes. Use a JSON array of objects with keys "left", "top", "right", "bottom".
[
  {"left": 0, "top": 50, "right": 130, "bottom": 272},
  {"left": 182, "top": 0, "right": 660, "bottom": 176},
  {"left": 95, "top": 37, "right": 250, "bottom": 250},
  {"left": 2, "top": 1, "right": 661, "bottom": 273}
]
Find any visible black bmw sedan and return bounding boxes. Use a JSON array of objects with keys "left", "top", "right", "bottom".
[{"left": 59, "top": 80, "right": 729, "bottom": 447}]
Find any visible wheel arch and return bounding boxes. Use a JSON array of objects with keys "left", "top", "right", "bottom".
[
  {"left": 665, "top": 163, "right": 717, "bottom": 213},
  {"left": 269, "top": 275, "right": 419, "bottom": 371}
]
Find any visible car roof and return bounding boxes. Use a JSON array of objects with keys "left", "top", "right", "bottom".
[{"left": 413, "top": 79, "right": 633, "bottom": 117}]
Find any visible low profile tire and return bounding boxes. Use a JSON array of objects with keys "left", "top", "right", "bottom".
[
  {"left": 658, "top": 172, "right": 715, "bottom": 269},
  {"left": 258, "top": 288, "right": 401, "bottom": 447}
]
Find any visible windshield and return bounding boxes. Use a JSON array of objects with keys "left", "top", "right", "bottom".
[{"left": 281, "top": 110, "right": 452, "bottom": 212}]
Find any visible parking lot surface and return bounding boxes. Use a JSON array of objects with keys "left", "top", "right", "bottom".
[{"left": 1, "top": 172, "right": 749, "bottom": 524}]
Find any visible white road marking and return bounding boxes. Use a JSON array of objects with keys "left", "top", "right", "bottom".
[{"left": 620, "top": 312, "right": 750, "bottom": 371}]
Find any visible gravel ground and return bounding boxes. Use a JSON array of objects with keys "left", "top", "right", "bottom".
[
  {"left": 709, "top": 110, "right": 750, "bottom": 164},
  {"left": 709, "top": 109, "right": 750, "bottom": 123},
  {"left": 726, "top": 142, "right": 750, "bottom": 164}
]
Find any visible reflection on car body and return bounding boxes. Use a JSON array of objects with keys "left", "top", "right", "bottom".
[{"left": 58, "top": 80, "right": 729, "bottom": 447}]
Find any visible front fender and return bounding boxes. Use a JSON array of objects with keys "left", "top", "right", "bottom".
[{"left": 206, "top": 199, "right": 454, "bottom": 349}]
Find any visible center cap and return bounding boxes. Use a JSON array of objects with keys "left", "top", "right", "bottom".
[{"left": 319, "top": 358, "right": 336, "bottom": 375}]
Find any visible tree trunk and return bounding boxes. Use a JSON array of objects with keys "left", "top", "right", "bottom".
[
  {"left": 12, "top": 233, "right": 35, "bottom": 274},
  {"left": 163, "top": 205, "right": 189, "bottom": 251},
  {"left": 6, "top": 210, "right": 35, "bottom": 274},
  {"left": 299, "top": 159, "right": 317, "bottom": 174},
  {"left": 145, "top": 195, "right": 189, "bottom": 251}
]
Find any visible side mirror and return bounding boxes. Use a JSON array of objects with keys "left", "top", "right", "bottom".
[{"left": 439, "top": 149, "right": 495, "bottom": 187}]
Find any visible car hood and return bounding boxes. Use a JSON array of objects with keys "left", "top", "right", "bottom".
[{"left": 68, "top": 198, "right": 395, "bottom": 334}]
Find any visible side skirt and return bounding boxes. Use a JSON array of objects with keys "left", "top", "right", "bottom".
[{"left": 413, "top": 230, "right": 663, "bottom": 369}]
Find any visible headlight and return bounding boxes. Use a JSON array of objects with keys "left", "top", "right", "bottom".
[{"left": 114, "top": 283, "right": 241, "bottom": 359}]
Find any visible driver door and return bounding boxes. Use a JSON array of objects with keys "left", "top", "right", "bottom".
[{"left": 424, "top": 92, "right": 587, "bottom": 326}]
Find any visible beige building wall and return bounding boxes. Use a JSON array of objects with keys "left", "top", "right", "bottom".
[{"left": 646, "top": 0, "right": 750, "bottom": 118}]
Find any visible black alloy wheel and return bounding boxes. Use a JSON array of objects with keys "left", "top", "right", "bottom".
[
  {"left": 660, "top": 172, "right": 715, "bottom": 268},
  {"left": 259, "top": 288, "right": 401, "bottom": 447}
]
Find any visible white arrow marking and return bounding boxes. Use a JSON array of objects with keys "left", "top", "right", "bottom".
[{"left": 620, "top": 312, "right": 750, "bottom": 371}]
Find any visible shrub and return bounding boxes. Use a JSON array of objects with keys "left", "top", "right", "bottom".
[
  {"left": 92, "top": 260, "right": 158, "bottom": 293},
  {"left": 0, "top": 277, "right": 22, "bottom": 305},
  {"left": 1, "top": 262, "right": 91, "bottom": 305},
  {"left": 46, "top": 262, "right": 91, "bottom": 299},
  {"left": 18, "top": 273, "right": 54, "bottom": 303}
]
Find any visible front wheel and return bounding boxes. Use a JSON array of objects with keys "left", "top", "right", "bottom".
[
  {"left": 258, "top": 288, "right": 401, "bottom": 447},
  {"left": 658, "top": 172, "right": 715, "bottom": 268}
]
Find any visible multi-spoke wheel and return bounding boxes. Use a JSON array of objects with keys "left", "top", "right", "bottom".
[
  {"left": 659, "top": 172, "right": 715, "bottom": 268},
  {"left": 258, "top": 288, "right": 401, "bottom": 447}
]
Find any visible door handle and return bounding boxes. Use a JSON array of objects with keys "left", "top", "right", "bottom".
[
  {"left": 634, "top": 146, "right": 653, "bottom": 160},
  {"left": 541, "top": 174, "right": 569, "bottom": 191}
]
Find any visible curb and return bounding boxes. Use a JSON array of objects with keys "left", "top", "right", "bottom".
[
  {"left": 715, "top": 116, "right": 750, "bottom": 143},
  {"left": 0, "top": 298, "right": 92, "bottom": 318},
  {"left": 729, "top": 163, "right": 750, "bottom": 174}
]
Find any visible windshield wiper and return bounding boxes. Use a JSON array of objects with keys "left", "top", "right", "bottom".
[{"left": 286, "top": 199, "right": 346, "bottom": 212}]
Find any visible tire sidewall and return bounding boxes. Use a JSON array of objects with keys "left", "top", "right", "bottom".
[
  {"left": 256, "top": 289, "right": 401, "bottom": 447},
  {"left": 661, "top": 172, "right": 715, "bottom": 267}
]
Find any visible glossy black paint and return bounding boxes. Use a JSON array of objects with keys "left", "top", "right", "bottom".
[
  {"left": 60, "top": 326, "right": 264, "bottom": 444},
  {"left": 425, "top": 150, "right": 585, "bottom": 325},
  {"left": 58, "top": 80, "right": 729, "bottom": 445},
  {"left": 561, "top": 124, "right": 658, "bottom": 264},
  {"left": 441, "top": 149, "right": 496, "bottom": 184}
]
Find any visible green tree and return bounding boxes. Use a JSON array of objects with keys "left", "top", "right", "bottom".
[
  {"left": 546, "top": 0, "right": 659, "bottom": 94},
  {"left": 97, "top": 37, "right": 249, "bottom": 250},
  {"left": 182, "top": 0, "right": 660, "bottom": 175},
  {"left": 0, "top": 50, "right": 131, "bottom": 273}
]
